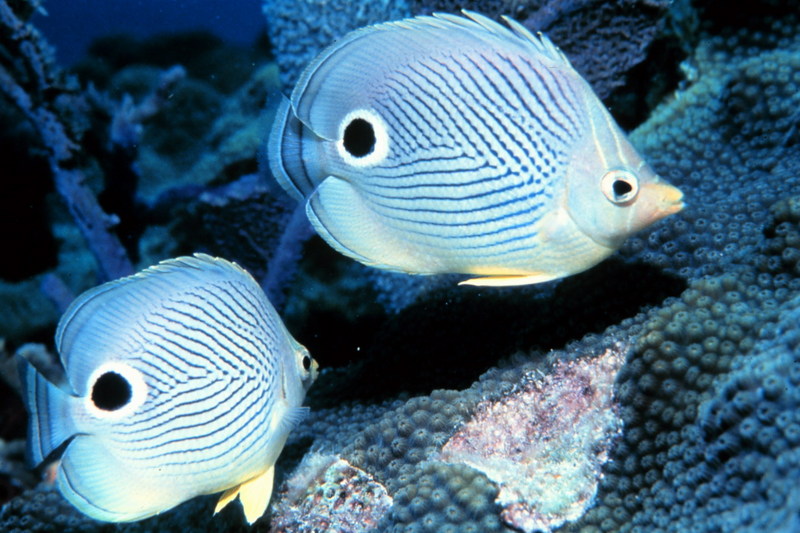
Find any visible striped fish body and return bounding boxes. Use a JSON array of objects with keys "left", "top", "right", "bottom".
[
  {"left": 18, "top": 254, "right": 317, "bottom": 524},
  {"left": 269, "top": 11, "right": 683, "bottom": 286}
]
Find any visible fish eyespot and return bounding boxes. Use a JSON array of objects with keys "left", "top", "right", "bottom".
[
  {"left": 336, "top": 109, "right": 389, "bottom": 167},
  {"left": 85, "top": 362, "right": 147, "bottom": 419},
  {"left": 91, "top": 371, "right": 132, "bottom": 411},
  {"left": 343, "top": 118, "right": 375, "bottom": 157},
  {"left": 601, "top": 170, "right": 639, "bottom": 205}
]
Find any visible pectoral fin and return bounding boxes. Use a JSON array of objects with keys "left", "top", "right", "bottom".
[
  {"left": 458, "top": 272, "right": 558, "bottom": 287},
  {"left": 213, "top": 466, "right": 275, "bottom": 525},
  {"left": 307, "top": 176, "right": 432, "bottom": 274}
]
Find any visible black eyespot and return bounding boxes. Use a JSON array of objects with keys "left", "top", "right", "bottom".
[
  {"left": 91, "top": 372, "right": 132, "bottom": 411},
  {"left": 343, "top": 118, "right": 375, "bottom": 157},
  {"left": 302, "top": 355, "right": 312, "bottom": 371},
  {"left": 613, "top": 179, "right": 633, "bottom": 198}
]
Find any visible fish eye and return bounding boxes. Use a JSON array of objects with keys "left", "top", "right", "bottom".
[
  {"left": 601, "top": 169, "right": 639, "bottom": 205},
  {"left": 343, "top": 118, "right": 375, "bottom": 157},
  {"left": 296, "top": 347, "right": 319, "bottom": 388},
  {"left": 336, "top": 108, "right": 389, "bottom": 167},
  {"left": 91, "top": 371, "right": 132, "bottom": 411}
]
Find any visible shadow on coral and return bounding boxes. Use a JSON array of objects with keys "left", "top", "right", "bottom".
[{"left": 312, "top": 260, "right": 686, "bottom": 405}]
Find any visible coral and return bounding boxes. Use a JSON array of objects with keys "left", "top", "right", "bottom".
[
  {"left": 0, "top": 0, "right": 134, "bottom": 282},
  {"left": 525, "top": 0, "right": 671, "bottom": 100},
  {"left": 269, "top": 335, "right": 634, "bottom": 532},
  {"left": 109, "top": 65, "right": 187, "bottom": 150},
  {"left": 266, "top": 6, "right": 800, "bottom": 533},
  {"left": 620, "top": 15, "right": 800, "bottom": 282},
  {"left": 439, "top": 344, "right": 626, "bottom": 533},
  {"left": 271, "top": 453, "right": 393, "bottom": 532},
  {"left": 386, "top": 461, "right": 503, "bottom": 533},
  {"left": 169, "top": 173, "right": 311, "bottom": 308},
  {"left": 75, "top": 31, "right": 265, "bottom": 96},
  {"left": 262, "top": 0, "right": 412, "bottom": 90},
  {"left": 0, "top": 484, "right": 245, "bottom": 533},
  {"left": 560, "top": 14, "right": 800, "bottom": 530},
  {"left": 0, "top": 18, "right": 290, "bottom": 338},
  {"left": 0, "top": 486, "right": 101, "bottom": 533},
  {"left": 412, "top": 0, "right": 673, "bottom": 101},
  {"left": 0, "top": 440, "right": 35, "bottom": 500},
  {"left": 5, "top": 2, "right": 800, "bottom": 533}
]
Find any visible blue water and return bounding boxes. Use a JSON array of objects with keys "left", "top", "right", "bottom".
[{"left": 35, "top": 0, "right": 264, "bottom": 65}]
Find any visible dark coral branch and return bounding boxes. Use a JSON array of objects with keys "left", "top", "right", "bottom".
[
  {"left": 0, "top": 0, "right": 134, "bottom": 281},
  {"left": 39, "top": 273, "right": 76, "bottom": 313},
  {"left": 109, "top": 65, "right": 186, "bottom": 149},
  {"left": 261, "top": 202, "right": 314, "bottom": 309}
]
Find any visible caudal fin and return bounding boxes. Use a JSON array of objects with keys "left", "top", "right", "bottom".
[{"left": 17, "top": 354, "right": 77, "bottom": 467}]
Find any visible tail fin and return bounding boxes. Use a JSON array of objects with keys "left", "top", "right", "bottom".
[{"left": 17, "top": 354, "right": 77, "bottom": 467}]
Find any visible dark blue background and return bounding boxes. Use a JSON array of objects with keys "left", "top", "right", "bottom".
[{"left": 35, "top": 0, "right": 265, "bottom": 65}]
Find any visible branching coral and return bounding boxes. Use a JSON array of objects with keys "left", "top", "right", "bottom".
[{"left": 0, "top": 0, "right": 133, "bottom": 282}]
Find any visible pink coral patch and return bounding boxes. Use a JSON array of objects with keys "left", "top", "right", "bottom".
[{"left": 439, "top": 342, "right": 628, "bottom": 532}]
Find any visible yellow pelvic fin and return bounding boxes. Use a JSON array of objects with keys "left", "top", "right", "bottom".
[
  {"left": 213, "top": 486, "right": 239, "bottom": 516},
  {"left": 213, "top": 466, "right": 276, "bottom": 525},
  {"left": 458, "top": 272, "right": 558, "bottom": 287}
]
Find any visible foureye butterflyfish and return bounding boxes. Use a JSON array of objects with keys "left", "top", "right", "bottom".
[
  {"left": 18, "top": 254, "right": 318, "bottom": 524},
  {"left": 269, "top": 11, "right": 684, "bottom": 286}
]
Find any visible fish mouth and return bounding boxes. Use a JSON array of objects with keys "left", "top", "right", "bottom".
[{"left": 642, "top": 181, "right": 685, "bottom": 220}]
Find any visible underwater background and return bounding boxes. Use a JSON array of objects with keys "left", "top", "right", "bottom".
[{"left": 1, "top": 0, "right": 800, "bottom": 531}]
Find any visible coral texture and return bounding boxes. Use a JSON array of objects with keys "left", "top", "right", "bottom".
[
  {"left": 262, "top": 0, "right": 412, "bottom": 90},
  {"left": 271, "top": 453, "right": 393, "bottom": 532},
  {"left": 439, "top": 344, "right": 626, "bottom": 533},
  {"left": 414, "top": 0, "right": 672, "bottom": 100}
]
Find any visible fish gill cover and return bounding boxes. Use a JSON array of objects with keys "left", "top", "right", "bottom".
[{"left": 0, "top": 0, "right": 799, "bottom": 532}]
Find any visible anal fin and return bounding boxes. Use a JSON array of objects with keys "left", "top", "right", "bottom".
[{"left": 459, "top": 272, "right": 558, "bottom": 287}]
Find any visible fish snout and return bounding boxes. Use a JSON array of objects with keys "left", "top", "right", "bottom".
[{"left": 640, "top": 180, "right": 684, "bottom": 223}]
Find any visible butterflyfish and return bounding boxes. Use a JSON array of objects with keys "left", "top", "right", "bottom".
[
  {"left": 269, "top": 11, "right": 684, "bottom": 286},
  {"left": 18, "top": 254, "right": 318, "bottom": 524}
]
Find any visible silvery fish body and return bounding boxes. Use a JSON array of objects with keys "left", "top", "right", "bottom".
[
  {"left": 18, "top": 254, "right": 318, "bottom": 524},
  {"left": 269, "top": 11, "right": 684, "bottom": 286}
]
